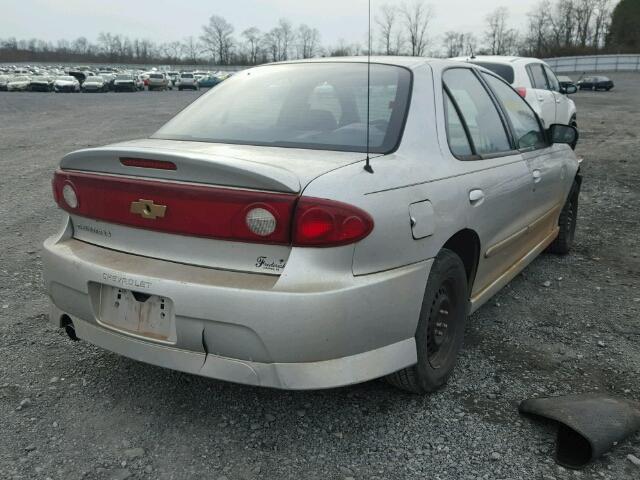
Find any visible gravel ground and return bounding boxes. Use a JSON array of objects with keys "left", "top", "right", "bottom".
[{"left": 1, "top": 75, "right": 639, "bottom": 480}]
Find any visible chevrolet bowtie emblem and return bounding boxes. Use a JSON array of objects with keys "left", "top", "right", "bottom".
[{"left": 130, "top": 199, "right": 167, "bottom": 220}]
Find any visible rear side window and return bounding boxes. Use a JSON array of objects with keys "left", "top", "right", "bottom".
[
  {"left": 471, "top": 62, "right": 515, "bottom": 84},
  {"left": 482, "top": 73, "right": 547, "bottom": 151},
  {"left": 444, "top": 94, "right": 473, "bottom": 156},
  {"left": 443, "top": 68, "right": 511, "bottom": 157},
  {"left": 527, "top": 64, "right": 549, "bottom": 90}
]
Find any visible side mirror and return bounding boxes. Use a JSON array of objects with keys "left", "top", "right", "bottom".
[
  {"left": 548, "top": 124, "right": 578, "bottom": 146},
  {"left": 561, "top": 84, "right": 578, "bottom": 95}
]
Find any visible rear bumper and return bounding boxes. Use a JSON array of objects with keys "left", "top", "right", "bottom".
[{"left": 43, "top": 226, "right": 429, "bottom": 390}]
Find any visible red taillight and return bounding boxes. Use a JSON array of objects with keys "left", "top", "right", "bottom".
[
  {"left": 293, "top": 197, "right": 374, "bottom": 247},
  {"left": 51, "top": 171, "right": 374, "bottom": 247},
  {"left": 120, "top": 158, "right": 177, "bottom": 170},
  {"left": 515, "top": 87, "right": 527, "bottom": 98},
  {"left": 52, "top": 170, "right": 296, "bottom": 244}
]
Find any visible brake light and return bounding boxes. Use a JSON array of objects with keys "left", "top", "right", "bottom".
[
  {"left": 293, "top": 197, "right": 374, "bottom": 247},
  {"left": 515, "top": 87, "right": 527, "bottom": 98},
  {"left": 120, "top": 158, "right": 177, "bottom": 170}
]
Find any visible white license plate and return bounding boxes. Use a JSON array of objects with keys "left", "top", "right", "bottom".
[{"left": 98, "top": 286, "right": 175, "bottom": 342}]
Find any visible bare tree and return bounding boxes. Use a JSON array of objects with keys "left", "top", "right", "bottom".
[
  {"left": 162, "top": 41, "right": 183, "bottom": 62},
  {"left": 484, "top": 7, "right": 518, "bottom": 55},
  {"left": 297, "top": 24, "right": 320, "bottom": 59},
  {"left": 242, "top": 27, "right": 262, "bottom": 64},
  {"left": 278, "top": 19, "right": 295, "bottom": 60},
  {"left": 201, "top": 15, "right": 234, "bottom": 64},
  {"left": 376, "top": 4, "right": 398, "bottom": 55},
  {"left": 524, "top": 2, "right": 553, "bottom": 56},
  {"left": 592, "top": 0, "right": 612, "bottom": 48},
  {"left": 263, "top": 19, "right": 295, "bottom": 62},
  {"left": 402, "top": 1, "right": 433, "bottom": 56},
  {"left": 182, "top": 36, "right": 202, "bottom": 64}
]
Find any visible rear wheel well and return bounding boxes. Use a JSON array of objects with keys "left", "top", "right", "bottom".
[{"left": 442, "top": 229, "right": 480, "bottom": 292}]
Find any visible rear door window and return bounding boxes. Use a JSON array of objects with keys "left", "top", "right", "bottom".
[
  {"left": 482, "top": 73, "right": 547, "bottom": 151},
  {"left": 527, "top": 64, "right": 549, "bottom": 90},
  {"left": 443, "top": 68, "right": 512, "bottom": 157}
]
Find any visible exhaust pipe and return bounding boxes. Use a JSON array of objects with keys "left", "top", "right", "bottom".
[
  {"left": 60, "top": 315, "right": 79, "bottom": 342},
  {"left": 519, "top": 394, "right": 640, "bottom": 469}
]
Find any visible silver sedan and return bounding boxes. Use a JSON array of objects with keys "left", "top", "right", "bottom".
[{"left": 43, "top": 57, "right": 581, "bottom": 393}]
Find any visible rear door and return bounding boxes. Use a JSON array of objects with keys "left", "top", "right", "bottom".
[
  {"left": 482, "top": 72, "right": 565, "bottom": 250},
  {"left": 441, "top": 67, "right": 534, "bottom": 298},
  {"left": 526, "top": 63, "right": 556, "bottom": 128}
]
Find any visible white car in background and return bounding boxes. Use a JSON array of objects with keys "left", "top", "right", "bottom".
[
  {"left": 53, "top": 76, "right": 81, "bottom": 93},
  {"left": 451, "top": 56, "right": 578, "bottom": 145},
  {"left": 7, "top": 76, "right": 32, "bottom": 91},
  {"left": 177, "top": 72, "right": 199, "bottom": 91}
]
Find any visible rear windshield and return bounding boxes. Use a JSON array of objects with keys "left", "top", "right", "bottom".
[
  {"left": 150, "top": 74, "right": 163, "bottom": 79},
  {"left": 154, "top": 63, "right": 412, "bottom": 154},
  {"left": 181, "top": 74, "right": 194, "bottom": 78},
  {"left": 470, "top": 62, "right": 515, "bottom": 84}
]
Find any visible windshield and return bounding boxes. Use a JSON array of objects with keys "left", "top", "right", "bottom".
[
  {"left": 12, "top": 76, "right": 29, "bottom": 82},
  {"left": 470, "top": 62, "right": 515, "bottom": 84},
  {"left": 56, "top": 76, "right": 75, "bottom": 82},
  {"left": 181, "top": 74, "right": 194, "bottom": 78},
  {"left": 154, "top": 63, "right": 412, "bottom": 154},
  {"left": 87, "top": 76, "right": 104, "bottom": 82},
  {"left": 116, "top": 75, "right": 132, "bottom": 80},
  {"left": 149, "top": 74, "right": 164, "bottom": 79}
]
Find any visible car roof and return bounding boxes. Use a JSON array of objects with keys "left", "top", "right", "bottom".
[
  {"left": 449, "top": 55, "right": 544, "bottom": 65},
  {"left": 261, "top": 56, "right": 496, "bottom": 72}
]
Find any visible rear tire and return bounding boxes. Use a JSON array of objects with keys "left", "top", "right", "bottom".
[
  {"left": 547, "top": 178, "right": 580, "bottom": 255},
  {"left": 386, "top": 249, "right": 468, "bottom": 394}
]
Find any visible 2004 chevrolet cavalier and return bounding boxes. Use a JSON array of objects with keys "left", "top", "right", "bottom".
[{"left": 43, "top": 57, "right": 581, "bottom": 393}]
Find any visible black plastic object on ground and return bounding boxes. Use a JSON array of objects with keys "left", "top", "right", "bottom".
[{"left": 519, "top": 394, "right": 640, "bottom": 469}]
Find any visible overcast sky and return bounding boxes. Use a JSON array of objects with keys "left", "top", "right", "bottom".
[{"left": 2, "top": 0, "right": 539, "bottom": 47}]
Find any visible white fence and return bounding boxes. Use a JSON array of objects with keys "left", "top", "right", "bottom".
[{"left": 544, "top": 54, "right": 640, "bottom": 73}]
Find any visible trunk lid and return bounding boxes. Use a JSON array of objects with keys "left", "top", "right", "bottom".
[{"left": 58, "top": 139, "right": 366, "bottom": 275}]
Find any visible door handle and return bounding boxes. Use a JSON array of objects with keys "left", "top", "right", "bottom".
[
  {"left": 537, "top": 96, "right": 544, "bottom": 101},
  {"left": 532, "top": 170, "right": 542, "bottom": 183},
  {"left": 469, "top": 189, "right": 485, "bottom": 206}
]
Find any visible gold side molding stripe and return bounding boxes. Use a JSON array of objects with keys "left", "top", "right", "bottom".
[{"left": 485, "top": 203, "right": 561, "bottom": 259}]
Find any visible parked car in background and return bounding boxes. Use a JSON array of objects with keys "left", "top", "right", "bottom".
[
  {"left": 147, "top": 73, "right": 171, "bottom": 91},
  {"left": 44, "top": 58, "right": 581, "bottom": 394},
  {"left": 0, "top": 75, "right": 10, "bottom": 91},
  {"left": 577, "top": 75, "right": 614, "bottom": 91},
  {"left": 68, "top": 70, "right": 89, "bottom": 85},
  {"left": 30, "top": 75, "right": 54, "bottom": 92},
  {"left": 135, "top": 75, "right": 146, "bottom": 90},
  {"left": 114, "top": 74, "right": 138, "bottom": 92},
  {"left": 177, "top": 72, "right": 198, "bottom": 90},
  {"left": 451, "top": 56, "right": 578, "bottom": 144},
  {"left": 197, "top": 74, "right": 221, "bottom": 89},
  {"left": 557, "top": 76, "right": 574, "bottom": 90},
  {"left": 99, "top": 73, "right": 116, "bottom": 91},
  {"left": 167, "top": 71, "right": 180, "bottom": 87},
  {"left": 7, "top": 76, "right": 31, "bottom": 91},
  {"left": 82, "top": 76, "right": 108, "bottom": 92},
  {"left": 53, "top": 76, "right": 81, "bottom": 93}
]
